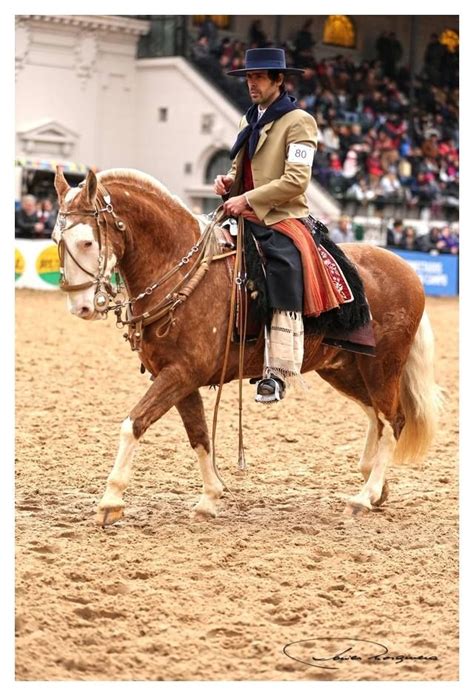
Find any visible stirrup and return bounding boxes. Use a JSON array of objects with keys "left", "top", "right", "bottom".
[{"left": 255, "top": 377, "right": 286, "bottom": 403}]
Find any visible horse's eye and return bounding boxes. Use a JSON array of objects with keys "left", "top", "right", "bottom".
[{"left": 83, "top": 241, "right": 93, "bottom": 248}]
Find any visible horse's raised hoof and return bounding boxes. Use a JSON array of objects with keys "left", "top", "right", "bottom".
[
  {"left": 95, "top": 506, "right": 124, "bottom": 527},
  {"left": 343, "top": 500, "right": 371, "bottom": 517},
  {"left": 372, "top": 481, "right": 390, "bottom": 507}
]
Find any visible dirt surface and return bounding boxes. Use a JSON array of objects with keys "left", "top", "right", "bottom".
[{"left": 15, "top": 289, "right": 458, "bottom": 681}]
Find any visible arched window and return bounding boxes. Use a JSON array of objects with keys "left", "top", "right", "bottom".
[
  {"left": 440, "top": 29, "right": 459, "bottom": 53},
  {"left": 193, "top": 16, "right": 230, "bottom": 30},
  {"left": 322, "top": 15, "right": 356, "bottom": 49},
  {"left": 205, "top": 149, "right": 231, "bottom": 184}
]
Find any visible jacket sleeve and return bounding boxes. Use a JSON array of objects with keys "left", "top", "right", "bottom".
[{"left": 245, "top": 112, "right": 318, "bottom": 220}]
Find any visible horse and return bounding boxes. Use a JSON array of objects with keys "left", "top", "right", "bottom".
[{"left": 52, "top": 167, "right": 442, "bottom": 526}]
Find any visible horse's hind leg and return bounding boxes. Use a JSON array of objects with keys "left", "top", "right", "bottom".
[
  {"left": 344, "top": 413, "right": 395, "bottom": 515},
  {"left": 344, "top": 355, "right": 406, "bottom": 514},
  {"left": 358, "top": 405, "right": 381, "bottom": 482},
  {"left": 175, "top": 390, "right": 224, "bottom": 519},
  {"left": 317, "top": 356, "right": 389, "bottom": 513}
]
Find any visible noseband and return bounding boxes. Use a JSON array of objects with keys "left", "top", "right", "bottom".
[{"left": 56, "top": 185, "right": 126, "bottom": 312}]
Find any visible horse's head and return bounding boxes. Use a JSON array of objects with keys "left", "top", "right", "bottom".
[{"left": 53, "top": 168, "right": 119, "bottom": 320}]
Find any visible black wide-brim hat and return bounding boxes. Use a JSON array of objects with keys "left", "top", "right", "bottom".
[{"left": 227, "top": 48, "right": 305, "bottom": 76}]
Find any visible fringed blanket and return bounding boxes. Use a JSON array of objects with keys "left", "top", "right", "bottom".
[{"left": 242, "top": 214, "right": 372, "bottom": 338}]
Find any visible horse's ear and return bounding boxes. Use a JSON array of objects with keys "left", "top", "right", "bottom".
[
  {"left": 83, "top": 169, "right": 97, "bottom": 204},
  {"left": 54, "top": 166, "right": 70, "bottom": 201}
]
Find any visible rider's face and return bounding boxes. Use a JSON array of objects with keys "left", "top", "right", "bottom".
[{"left": 246, "top": 71, "right": 282, "bottom": 108}]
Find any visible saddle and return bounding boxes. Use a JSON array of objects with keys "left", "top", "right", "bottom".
[{"left": 218, "top": 217, "right": 376, "bottom": 356}]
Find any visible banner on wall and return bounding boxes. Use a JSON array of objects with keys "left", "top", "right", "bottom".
[
  {"left": 392, "top": 249, "right": 459, "bottom": 297},
  {"left": 15, "top": 239, "right": 61, "bottom": 290},
  {"left": 15, "top": 158, "right": 90, "bottom": 174},
  {"left": 15, "top": 240, "right": 460, "bottom": 297}
]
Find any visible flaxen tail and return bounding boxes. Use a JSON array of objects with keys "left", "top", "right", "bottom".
[{"left": 394, "top": 311, "right": 444, "bottom": 464}]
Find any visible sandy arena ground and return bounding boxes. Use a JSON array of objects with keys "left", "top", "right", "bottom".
[{"left": 15, "top": 289, "right": 458, "bottom": 681}]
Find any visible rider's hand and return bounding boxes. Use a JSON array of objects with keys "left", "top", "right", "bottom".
[
  {"left": 214, "top": 175, "right": 234, "bottom": 196},
  {"left": 223, "top": 194, "right": 250, "bottom": 217}
]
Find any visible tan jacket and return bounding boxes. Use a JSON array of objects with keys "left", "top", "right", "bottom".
[{"left": 227, "top": 108, "right": 318, "bottom": 225}]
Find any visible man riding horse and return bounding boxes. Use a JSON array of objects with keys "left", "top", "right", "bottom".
[{"left": 214, "top": 48, "right": 351, "bottom": 403}]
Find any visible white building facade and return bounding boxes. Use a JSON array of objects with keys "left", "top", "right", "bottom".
[{"left": 15, "top": 14, "right": 339, "bottom": 219}]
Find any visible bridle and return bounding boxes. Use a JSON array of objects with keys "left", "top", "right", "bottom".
[
  {"left": 56, "top": 184, "right": 234, "bottom": 349},
  {"left": 56, "top": 185, "right": 126, "bottom": 312}
]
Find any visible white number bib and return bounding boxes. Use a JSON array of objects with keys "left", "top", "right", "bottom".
[{"left": 287, "top": 143, "right": 315, "bottom": 166}]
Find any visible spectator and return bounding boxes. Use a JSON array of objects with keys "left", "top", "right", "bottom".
[
  {"left": 379, "top": 170, "right": 404, "bottom": 202},
  {"left": 435, "top": 225, "right": 459, "bottom": 255},
  {"left": 15, "top": 195, "right": 47, "bottom": 239},
  {"left": 198, "top": 16, "right": 219, "bottom": 54},
  {"left": 298, "top": 66, "right": 318, "bottom": 105},
  {"left": 399, "top": 226, "right": 425, "bottom": 252},
  {"left": 345, "top": 176, "right": 376, "bottom": 204},
  {"left": 294, "top": 18, "right": 315, "bottom": 67},
  {"left": 216, "top": 37, "right": 232, "bottom": 62},
  {"left": 422, "top": 132, "right": 440, "bottom": 161},
  {"left": 36, "top": 198, "right": 57, "bottom": 232},
  {"left": 376, "top": 130, "right": 399, "bottom": 171},
  {"left": 386, "top": 32, "right": 403, "bottom": 78},
  {"left": 366, "top": 149, "right": 384, "bottom": 188},
  {"left": 330, "top": 215, "right": 354, "bottom": 243},
  {"left": 409, "top": 172, "right": 434, "bottom": 208},
  {"left": 328, "top": 152, "right": 343, "bottom": 173},
  {"left": 347, "top": 123, "right": 367, "bottom": 152},
  {"left": 386, "top": 218, "right": 405, "bottom": 248},
  {"left": 248, "top": 20, "right": 268, "bottom": 48},
  {"left": 424, "top": 33, "right": 446, "bottom": 87},
  {"left": 191, "top": 35, "right": 210, "bottom": 61},
  {"left": 375, "top": 31, "right": 390, "bottom": 66},
  {"left": 320, "top": 121, "right": 340, "bottom": 152},
  {"left": 376, "top": 31, "right": 402, "bottom": 78},
  {"left": 342, "top": 149, "right": 359, "bottom": 180},
  {"left": 418, "top": 226, "right": 442, "bottom": 253}
]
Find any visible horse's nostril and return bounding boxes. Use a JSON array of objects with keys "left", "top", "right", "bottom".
[{"left": 79, "top": 306, "right": 93, "bottom": 318}]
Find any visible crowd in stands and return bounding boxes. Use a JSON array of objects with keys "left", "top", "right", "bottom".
[
  {"left": 15, "top": 195, "right": 57, "bottom": 238},
  {"left": 328, "top": 214, "right": 459, "bottom": 254},
  {"left": 384, "top": 218, "right": 459, "bottom": 254},
  {"left": 191, "top": 19, "right": 459, "bottom": 220}
]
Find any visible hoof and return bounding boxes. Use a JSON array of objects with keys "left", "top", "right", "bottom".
[
  {"left": 343, "top": 500, "right": 371, "bottom": 517},
  {"left": 190, "top": 497, "right": 218, "bottom": 521},
  {"left": 190, "top": 509, "right": 216, "bottom": 522},
  {"left": 372, "top": 481, "right": 389, "bottom": 507},
  {"left": 95, "top": 506, "right": 124, "bottom": 527}
]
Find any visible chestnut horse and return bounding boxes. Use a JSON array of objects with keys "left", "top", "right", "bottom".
[{"left": 53, "top": 168, "right": 441, "bottom": 526}]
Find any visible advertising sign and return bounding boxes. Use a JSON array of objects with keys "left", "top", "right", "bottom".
[
  {"left": 393, "top": 250, "right": 458, "bottom": 296},
  {"left": 15, "top": 239, "right": 60, "bottom": 291}
]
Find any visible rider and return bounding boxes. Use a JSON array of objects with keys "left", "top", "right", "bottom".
[{"left": 214, "top": 47, "right": 318, "bottom": 403}]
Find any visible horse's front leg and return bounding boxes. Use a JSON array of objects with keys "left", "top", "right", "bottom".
[
  {"left": 175, "top": 391, "right": 224, "bottom": 519},
  {"left": 96, "top": 366, "right": 190, "bottom": 526}
]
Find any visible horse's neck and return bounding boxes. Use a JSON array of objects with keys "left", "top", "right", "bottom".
[{"left": 117, "top": 193, "right": 200, "bottom": 299}]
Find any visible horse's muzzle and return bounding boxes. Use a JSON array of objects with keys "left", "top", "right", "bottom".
[{"left": 69, "top": 304, "right": 99, "bottom": 320}]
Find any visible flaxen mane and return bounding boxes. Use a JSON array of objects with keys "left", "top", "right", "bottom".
[{"left": 97, "top": 168, "right": 193, "bottom": 216}]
